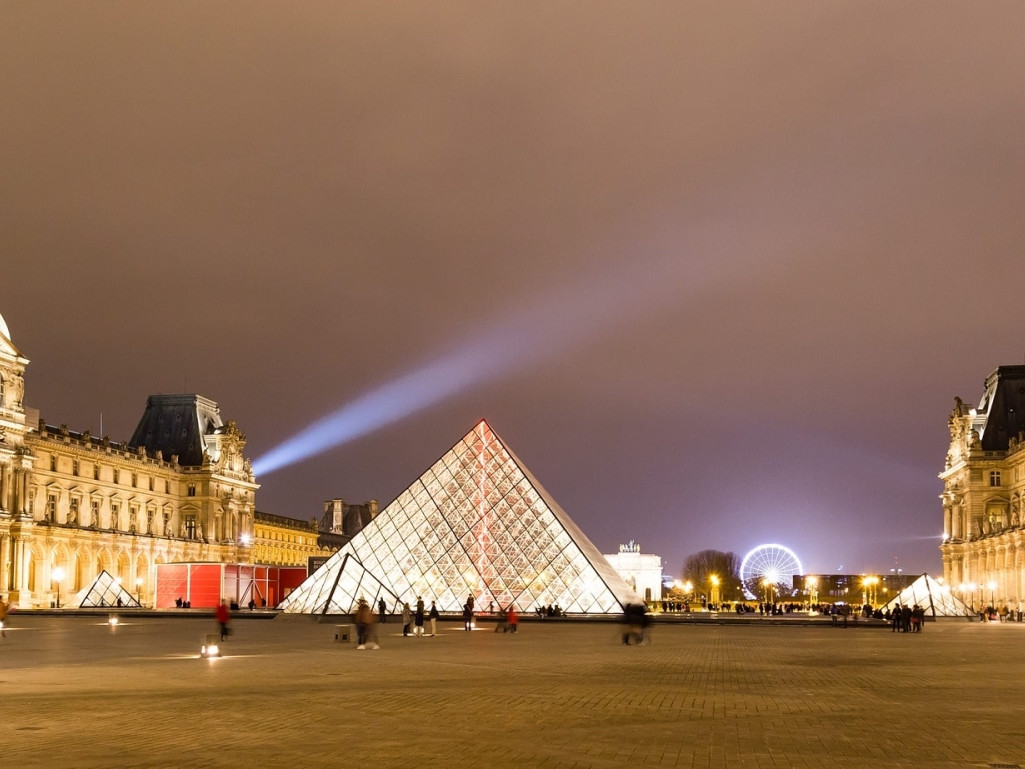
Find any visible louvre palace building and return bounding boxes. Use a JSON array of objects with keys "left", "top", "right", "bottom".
[
  {"left": 0, "top": 308, "right": 358, "bottom": 608},
  {"left": 940, "top": 365, "right": 1025, "bottom": 610}
]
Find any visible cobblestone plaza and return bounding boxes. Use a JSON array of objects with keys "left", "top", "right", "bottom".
[{"left": 2, "top": 615, "right": 1023, "bottom": 769}]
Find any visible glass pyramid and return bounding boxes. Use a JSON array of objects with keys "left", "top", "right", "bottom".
[
  {"left": 280, "top": 420, "right": 639, "bottom": 615},
  {"left": 69, "top": 570, "right": 143, "bottom": 609},
  {"left": 878, "top": 573, "right": 973, "bottom": 618}
]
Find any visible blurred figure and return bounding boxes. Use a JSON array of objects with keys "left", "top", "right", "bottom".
[
  {"left": 505, "top": 604, "right": 518, "bottom": 634},
  {"left": 216, "top": 600, "right": 231, "bottom": 641},
  {"left": 0, "top": 596, "right": 9, "bottom": 638},
  {"left": 378, "top": 597, "right": 387, "bottom": 623},
  {"left": 463, "top": 601, "right": 473, "bottom": 631},
  {"left": 402, "top": 602, "right": 412, "bottom": 637},
  {"left": 363, "top": 600, "right": 380, "bottom": 650},
  {"left": 622, "top": 602, "right": 646, "bottom": 645},
  {"left": 355, "top": 597, "right": 371, "bottom": 648},
  {"left": 494, "top": 605, "right": 507, "bottom": 633}
]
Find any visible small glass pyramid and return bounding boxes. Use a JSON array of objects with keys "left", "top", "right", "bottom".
[
  {"left": 878, "top": 573, "right": 973, "bottom": 617},
  {"left": 280, "top": 420, "right": 639, "bottom": 615},
  {"left": 69, "top": 569, "right": 143, "bottom": 608}
]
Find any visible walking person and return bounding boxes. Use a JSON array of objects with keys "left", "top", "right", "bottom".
[
  {"left": 402, "top": 602, "right": 412, "bottom": 637},
  {"left": 378, "top": 597, "right": 387, "bottom": 624},
  {"left": 506, "top": 604, "right": 518, "bottom": 634},
  {"left": 463, "top": 600, "right": 473, "bottom": 631},
  {"left": 494, "top": 605, "right": 507, "bottom": 633},
  {"left": 355, "top": 597, "right": 371, "bottom": 648},
  {"left": 429, "top": 601, "right": 439, "bottom": 636},
  {"left": 215, "top": 600, "right": 231, "bottom": 641}
]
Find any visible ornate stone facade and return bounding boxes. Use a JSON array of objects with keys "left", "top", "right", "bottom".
[
  {"left": 940, "top": 366, "right": 1025, "bottom": 611},
  {"left": 0, "top": 310, "right": 259, "bottom": 607}
]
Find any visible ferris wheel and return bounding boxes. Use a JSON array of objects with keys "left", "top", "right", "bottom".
[{"left": 740, "top": 544, "right": 804, "bottom": 600}]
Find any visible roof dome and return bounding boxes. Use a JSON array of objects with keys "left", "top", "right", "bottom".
[{"left": 0, "top": 311, "right": 9, "bottom": 341}]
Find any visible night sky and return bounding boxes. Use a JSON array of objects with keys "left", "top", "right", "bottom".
[{"left": 3, "top": 5, "right": 1024, "bottom": 577}]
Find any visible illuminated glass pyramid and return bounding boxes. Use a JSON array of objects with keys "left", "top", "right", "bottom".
[
  {"left": 878, "top": 573, "right": 973, "bottom": 618},
  {"left": 69, "top": 570, "right": 143, "bottom": 609},
  {"left": 280, "top": 420, "right": 639, "bottom": 615}
]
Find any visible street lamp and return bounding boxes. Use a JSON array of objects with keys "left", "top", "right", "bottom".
[
  {"left": 987, "top": 581, "right": 997, "bottom": 608},
  {"left": 710, "top": 575, "right": 720, "bottom": 608},
  {"left": 135, "top": 577, "right": 142, "bottom": 605},
  {"left": 52, "top": 566, "right": 65, "bottom": 609}
]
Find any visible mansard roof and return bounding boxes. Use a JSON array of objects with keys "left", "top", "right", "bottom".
[
  {"left": 128, "top": 394, "right": 224, "bottom": 466},
  {"left": 976, "top": 366, "right": 1025, "bottom": 451}
]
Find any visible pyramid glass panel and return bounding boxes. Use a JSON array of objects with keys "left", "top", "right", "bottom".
[{"left": 279, "top": 420, "right": 640, "bottom": 615}]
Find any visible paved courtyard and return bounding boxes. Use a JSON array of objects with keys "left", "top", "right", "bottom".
[{"left": 1, "top": 613, "right": 1023, "bottom": 769}]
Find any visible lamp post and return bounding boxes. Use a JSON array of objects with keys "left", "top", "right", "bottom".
[
  {"left": 987, "top": 581, "right": 997, "bottom": 609},
  {"left": 710, "top": 575, "right": 720, "bottom": 609},
  {"left": 135, "top": 577, "right": 142, "bottom": 605},
  {"left": 52, "top": 566, "right": 65, "bottom": 609}
]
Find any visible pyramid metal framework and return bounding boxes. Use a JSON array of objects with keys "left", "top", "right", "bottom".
[
  {"left": 68, "top": 570, "right": 143, "bottom": 609},
  {"left": 878, "top": 573, "right": 973, "bottom": 618},
  {"left": 280, "top": 420, "right": 639, "bottom": 615}
]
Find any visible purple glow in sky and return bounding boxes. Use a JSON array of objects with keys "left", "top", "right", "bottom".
[{"left": 3, "top": 4, "right": 1025, "bottom": 576}]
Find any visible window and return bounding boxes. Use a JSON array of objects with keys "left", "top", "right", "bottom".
[
  {"left": 184, "top": 515, "right": 197, "bottom": 539},
  {"left": 111, "top": 503, "right": 120, "bottom": 529},
  {"left": 990, "top": 471, "right": 1002, "bottom": 487},
  {"left": 94, "top": 464, "right": 100, "bottom": 481},
  {"left": 45, "top": 493, "right": 56, "bottom": 521},
  {"left": 132, "top": 473, "right": 137, "bottom": 488},
  {"left": 69, "top": 498, "right": 79, "bottom": 524},
  {"left": 91, "top": 499, "right": 100, "bottom": 525},
  {"left": 187, "top": 483, "right": 196, "bottom": 497},
  {"left": 149, "top": 477, "right": 154, "bottom": 491},
  {"left": 72, "top": 459, "right": 79, "bottom": 476},
  {"left": 50, "top": 455, "right": 57, "bottom": 472}
]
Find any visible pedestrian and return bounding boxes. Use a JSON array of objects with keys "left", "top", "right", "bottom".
[
  {"left": 622, "top": 602, "right": 642, "bottom": 645},
  {"left": 429, "top": 601, "right": 439, "bottom": 636},
  {"left": 414, "top": 598, "right": 425, "bottom": 637},
  {"left": 215, "top": 600, "right": 231, "bottom": 641},
  {"left": 378, "top": 597, "right": 387, "bottom": 623},
  {"left": 506, "top": 604, "right": 518, "bottom": 634},
  {"left": 494, "top": 605, "right": 507, "bottom": 633},
  {"left": 402, "top": 602, "right": 412, "bottom": 637},
  {"left": 0, "top": 596, "right": 9, "bottom": 639},
  {"left": 355, "top": 597, "right": 371, "bottom": 648},
  {"left": 463, "top": 601, "right": 473, "bottom": 631}
]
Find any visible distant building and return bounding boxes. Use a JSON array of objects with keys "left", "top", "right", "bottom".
[
  {"left": 793, "top": 573, "right": 916, "bottom": 605},
  {"left": 604, "top": 542, "right": 663, "bottom": 602},
  {"left": 940, "top": 366, "right": 1025, "bottom": 609}
]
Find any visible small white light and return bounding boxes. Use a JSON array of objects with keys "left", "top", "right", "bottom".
[
  {"left": 108, "top": 615, "right": 119, "bottom": 626},
  {"left": 201, "top": 643, "right": 220, "bottom": 657}
]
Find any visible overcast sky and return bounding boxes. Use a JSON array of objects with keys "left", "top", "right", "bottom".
[{"left": 3, "top": 3, "right": 1024, "bottom": 578}]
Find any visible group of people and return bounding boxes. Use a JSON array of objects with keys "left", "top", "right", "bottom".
[
  {"left": 535, "top": 604, "right": 563, "bottom": 618},
  {"left": 354, "top": 593, "right": 525, "bottom": 644},
  {"left": 887, "top": 604, "right": 926, "bottom": 632},
  {"left": 494, "top": 604, "right": 519, "bottom": 633},
  {"left": 400, "top": 597, "right": 440, "bottom": 637}
]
